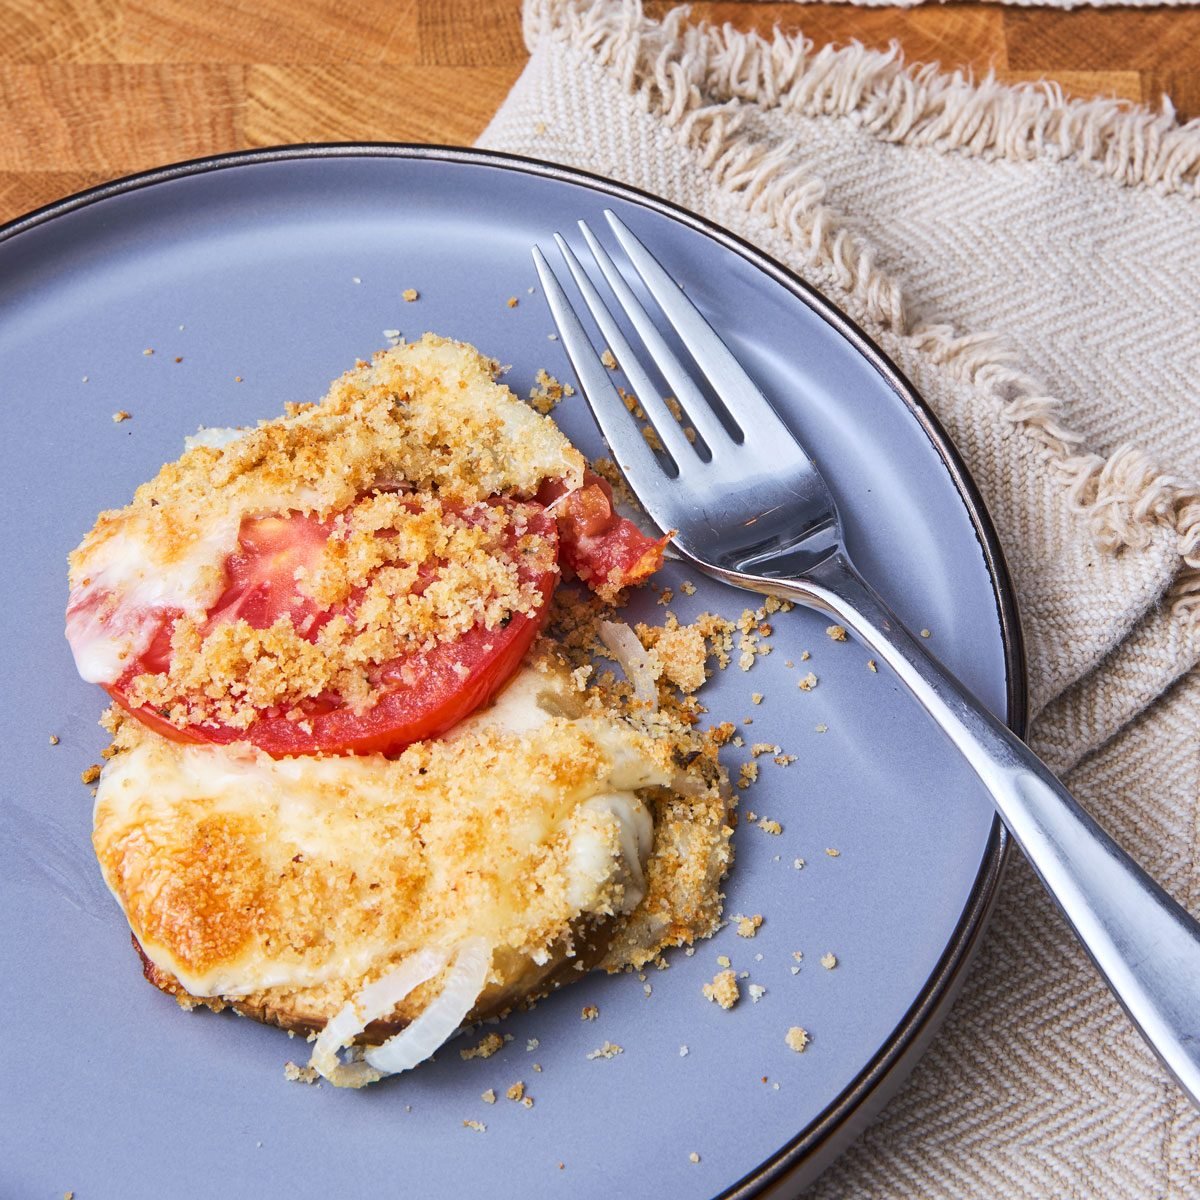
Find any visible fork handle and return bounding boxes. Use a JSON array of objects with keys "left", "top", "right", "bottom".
[{"left": 748, "top": 550, "right": 1200, "bottom": 1107}]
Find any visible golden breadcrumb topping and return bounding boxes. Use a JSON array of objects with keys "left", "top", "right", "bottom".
[
  {"left": 95, "top": 654, "right": 676, "bottom": 1010},
  {"left": 127, "top": 494, "right": 557, "bottom": 729},
  {"left": 95, "top": 622, "right": 733, "bottom": 1034},
  {"left": 69, "top": 332, "right": 584, "bottom": 621},
  {"left": 77, "top": 335, "right": 763, "bottom": 1059}
]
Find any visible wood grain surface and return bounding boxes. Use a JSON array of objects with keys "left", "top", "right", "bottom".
[{"left": 1, "top": 0, "right": 1197, "bottom": 225}]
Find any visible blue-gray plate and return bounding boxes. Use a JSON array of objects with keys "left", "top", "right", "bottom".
[{"left": 0, "top": 147, "right": 1019, "bottom": 1199}]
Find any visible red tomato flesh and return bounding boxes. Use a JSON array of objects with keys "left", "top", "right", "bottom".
[
  {"left": 104, "top": 498, "right": 559, "bottom": 758},
  {"left": 540, "top": 470, "right": 668, "bottom": 592}
]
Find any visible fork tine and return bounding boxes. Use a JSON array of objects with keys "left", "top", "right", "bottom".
[
  {"left": 551, "top": 233, "right": 697, "bottom": 467},
  {"left": 603, "top": 209, "right": 798, "bottom": 451},
  {"left": 531, "top": 246, "right": 668, "bottom": 491},
  {"left": 576, "top": 221, "right": 736, "bottom": 455}
]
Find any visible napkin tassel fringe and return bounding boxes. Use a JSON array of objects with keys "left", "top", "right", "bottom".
[{"left": 527, "top": 0, "right": 1200, "bottom": 622}]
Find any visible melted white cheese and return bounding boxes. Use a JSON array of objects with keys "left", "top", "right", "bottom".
[
  {"left": 94, "top": 665, "right": 664, "bottom": 998},
  {"left": 66, "top": 513, "right": 242, "bottom": 683},
  {"left": 182, "top": 425, "right": 248, "bottom": 452}
]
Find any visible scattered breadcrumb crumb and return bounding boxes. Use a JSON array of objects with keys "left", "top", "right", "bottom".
[
  {"left": 481, "top": 1088, "right": 496, "bottom": 1104},
  {"left": 748, "top": 983, "right": 766, "bottom": 1003},
  {"left": 174, "top": 356, "right": 183, "bottom": 363},
  {"left": 921, "top": 628, "right": 932, "bottom": 638},
  {"left": 112, "top": 410, "right": 131, "bottom": 423},
  {"left": 815, "top": 723, "right": 828, "bottom": 733},
  {"left": 534, "top": 121, "right": 547, "bottom": 135},
  {"left": 759, "top": 819, "right": 783, "bottom": 836},
  {"left": 737, "top": 762, "right": 758, "bottom": 790},
  {"left": 142, "top": 348, "right": 154, "bottom": 356},
  {"left": 751, "top": 692, "right": 763, "bottom": 705},
  {"left": 641, "top": 423, "right": 663, "bottom": 452},
  {"left": 526, "top": 368, "right": 571, "bottom": 414},
  {"left": 506, "top": 297, "right": 519, "bottom": 308},
  {"left": 750, "top": 742, "right": 778, "bottom": 758},
  {"left": 797, "top": 672, "right": 818, "bottom": 691},
  {"left": 867, "top": 659, "right": 878, "bottom": 672},
  {"left": 283, "top": 1061, "right": 319, "bottom": 1084},
  {"left": 80, "top": 764, "right": 101, "bottom": 785},
  {"left": 658, "top": 588, "right": 673, "bottom": 606},
  {"left": 600, "top": 348, "right": 617, "bottom": 369},
  {"left": 793, "top": 858, "right": 805, "bottom": 870},
  {"left": 679, "top": 1045, "right": 689, "bottom": 1056},
  {"left": 689, "top": 1152, "right": 701, "bottom": 1164},
  {"left": 825, "top": 624, "right": 847, "bottom": 641},
  {"left": 402, "top": 288, "right": 419, "bottom": 301},
  {"left": 717, "top": 954, "right": 731, "bottom": 968},
  {"left": 800, "top": 650, "right": 811, "bottom": 661},
  {"left": 737, "top": 914, "right": 763, "bottom": 938},
  {"left": 463, "top": 1119, "right": 486, "bottom": 1133},
  {"left": 773, "top": 754, "right": 796, "bottom": 767},
  {"left": 825, "top": 847, "right": 841, "bottom": 858},
  {"left": 586, "top": 1041, "right": 623, "bottom": 1060},
  {"left": 506, "top": 1081, "right": 526, "bottom": 1102},
  {"left": 526, "top": 1038, "right": 539, "bottom": 1052},
  {"left": 234, "top": 376, "right": 243, "bottom": 382},
  {"left": 821, "top": 953, "right": 838, "bottom": 970},
  {"left": 703, "top": 969, "right": 739, "bottom": 1009},
  {"left": 786, "top": 1027, "right": 810, "bottom": 1053},
  {"left": 48, "top": 734, "right": 59, "bottom": 745},
  {"left": 581, "top": 1005, "right": 599, "bottom": 1021},
  {"left": 680, "top": 581, "right": 697, "bottom": 595},
  {"left": 461, "top": 1032, "right": 505, "bottom": 1060}
]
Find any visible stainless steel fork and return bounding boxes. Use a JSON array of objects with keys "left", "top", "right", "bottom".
[{"left": 534, "top": 209, "right": 1200, "bottom": 1109}]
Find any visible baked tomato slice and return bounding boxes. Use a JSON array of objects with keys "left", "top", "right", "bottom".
[
  {"left": 101, "top": 496, "right": 559, "bottom": 758},
  {"left": 539, "top": 470, "right": 667, "bottom": 595}
]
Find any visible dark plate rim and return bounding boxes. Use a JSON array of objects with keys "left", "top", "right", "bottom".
[{"left": 0, "top": 143, "right": 1024, "bottom": 1198}]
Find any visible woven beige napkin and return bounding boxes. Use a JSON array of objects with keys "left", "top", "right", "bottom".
[{"left": 478, "top": 2, "right": 1200, "bottom": 1195}]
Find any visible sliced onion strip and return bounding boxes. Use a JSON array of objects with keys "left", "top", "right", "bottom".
[
  {"left": 598, "top": 620, "right": 660, "bottom": 708},
  {"left": 364, "top": 938, "right": 491, "bottom": 1076},
  {"left": 309, "top": 946, "right": 447, "bottom": 1088}
]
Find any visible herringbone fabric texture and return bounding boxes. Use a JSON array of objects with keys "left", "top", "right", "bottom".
[{"left": 480, "top": 2, "right": 1200, "bottom": 1195}]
